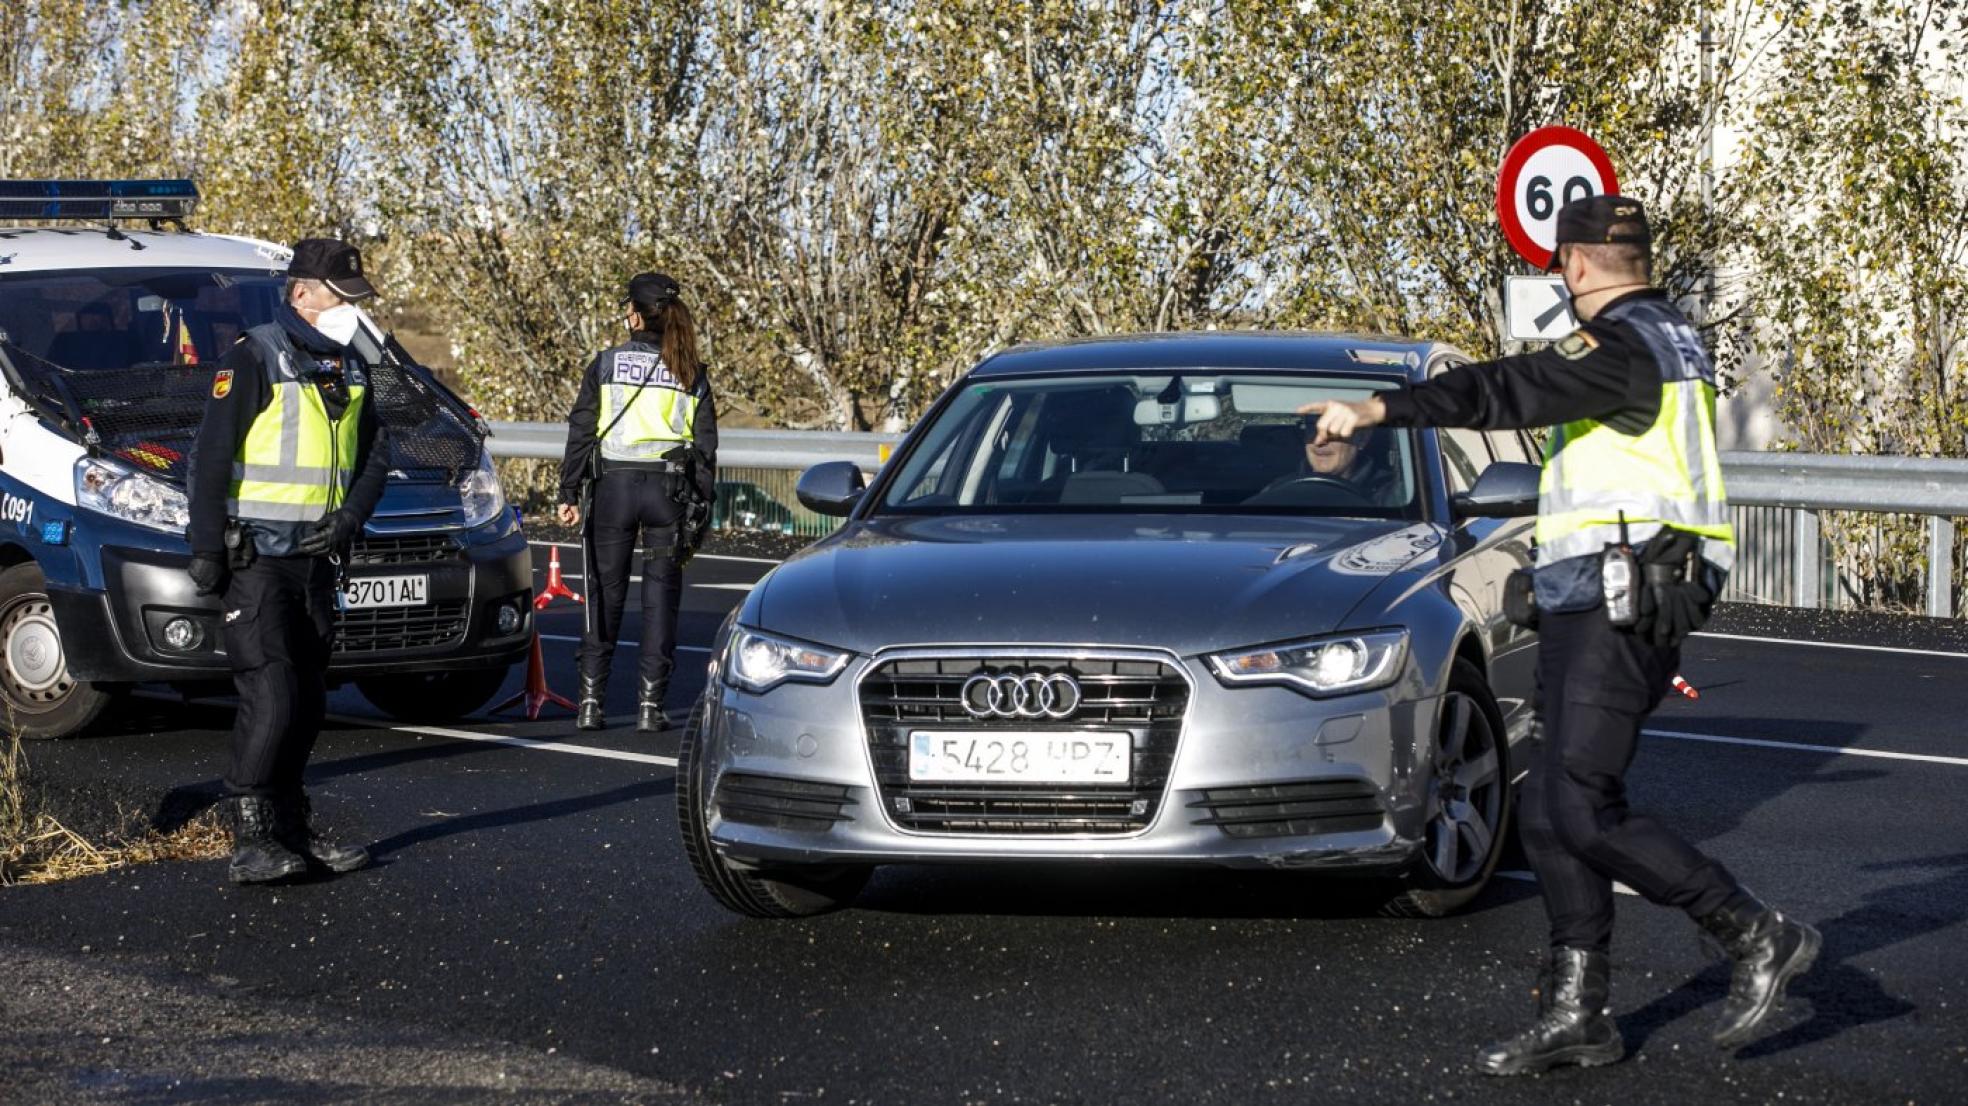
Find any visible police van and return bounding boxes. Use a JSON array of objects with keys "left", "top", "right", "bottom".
[{"left": 0, "top": 180, "right": 532, "bottom": 738}]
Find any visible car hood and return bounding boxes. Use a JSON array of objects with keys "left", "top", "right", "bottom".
[{"left": 751, "top": 514, "right": 1447, "bottom": 657}]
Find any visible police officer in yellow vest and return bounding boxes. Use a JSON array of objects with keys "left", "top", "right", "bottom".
[
  {"left": 187, "top": 238, "right": 390, "bottom": 884},
  {"left": 558, "top": 273, "right": 718, "bottom": 733},
  {"left": 1304, "top": 197, "right": 1819, "bottom": 1073}
]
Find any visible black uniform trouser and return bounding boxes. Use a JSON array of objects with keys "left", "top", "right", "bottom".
[
  {"left": 221, "top": 555, "right": 336, "bottom": 798},
  {"left": 1520, "top": 607, "right": 1746, "bottom": 952},
  {"left": 578, "top": 468, "right": 686, "bottom": 690}
]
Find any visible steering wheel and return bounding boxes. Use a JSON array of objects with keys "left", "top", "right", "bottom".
[{"left": 1248, "top": 474, "right": 1378, "bottom": 508}]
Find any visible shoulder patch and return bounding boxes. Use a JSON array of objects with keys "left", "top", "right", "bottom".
[
  {"left": 211, "top": 369, "right": 234, "bottom": 399},
  {"left": 1554, "top": 329, "right": 1600, "bottom": 360}
]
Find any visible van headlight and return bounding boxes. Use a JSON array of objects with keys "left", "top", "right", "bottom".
[
  {"left": 74, "top": 458, "right": 189, "bottom": 533},
  {"left": 1207, "top": 629, "right": 1409, "bottom": 697},
  {"left": 459, "top": 450, "right": 506, "bottom": 529},
  {"left": 723, "top": 627, "right": 850, "bottom": 694}
]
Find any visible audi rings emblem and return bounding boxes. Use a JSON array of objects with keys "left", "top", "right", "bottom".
[{"left": 961, "top": 671, "right": 1083, "bottom": 720}]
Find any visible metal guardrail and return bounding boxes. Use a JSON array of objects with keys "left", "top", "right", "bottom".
[
  {"left": 487, "top": 421, "right": 903, "bottom": 472},
  {"left": 489, "top": 422, "right": 1968, "bottom": 616}
]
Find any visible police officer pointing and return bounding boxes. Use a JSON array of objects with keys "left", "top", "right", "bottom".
[
  {"left": 558, "top": 273, "right": 718, "bottom": 734},
  {"left": 187, "top": 238, "right": 389, "bottom": 884},
  {"left": 1305, "top": 196, "right": 1820, "bottom": 1073}
]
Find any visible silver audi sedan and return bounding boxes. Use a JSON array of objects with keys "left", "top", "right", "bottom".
[{"left": 678, "top": 333, "right": 1542, "bottom": 918}]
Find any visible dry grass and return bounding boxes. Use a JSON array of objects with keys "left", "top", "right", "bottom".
[{"left": 0, "top": 728, "right": 229, "bottom": 886}]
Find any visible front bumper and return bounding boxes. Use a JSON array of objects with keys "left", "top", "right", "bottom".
[
  {"left": 54, "top": 528, "right": 533, "bottom": 684},
  {"left": 699, "top": 648, "right": 1441, "bottom": 871}
]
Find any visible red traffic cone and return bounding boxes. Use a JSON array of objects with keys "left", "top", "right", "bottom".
[
  {"left": 536, "top": 544, "right": 584, "bottom": 610},
  {"left": 1670, "top": 674, "right": 1699, "bottom": 700},
  {"left": 493, "top": 630, "right": 577, "bottom": 720}
]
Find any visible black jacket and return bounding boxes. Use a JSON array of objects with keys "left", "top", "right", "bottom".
[
  {"left": 558, "top": 330, "right": 719, "bottom": 505},
  {"left": 186, "top": 307, "right": 391, "bottom": 557},
  {"left": 1379, "top": 289, "right": 1670, "bottom": 435}
]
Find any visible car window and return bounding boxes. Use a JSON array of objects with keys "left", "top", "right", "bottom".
[
  {"left": 1438, "top": 427, "right": 1491, "bottom": 493},
  {"left": 877, "top": 371, "right": 1423, "bottom": 520},
  {"left": 1486, "top": 428, "right": 1531, "bottom": 466}
]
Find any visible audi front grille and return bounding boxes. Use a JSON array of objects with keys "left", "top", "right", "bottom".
[{"left": 858, "top": 654, "right": 1190, "bottom": 836}]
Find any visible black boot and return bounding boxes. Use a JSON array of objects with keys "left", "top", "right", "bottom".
[
  {"left": 226, "top": 796, "right": 307, "bottom": 885},
  {"left": 577, "top": 662, "right": 608, "bottom": 732},
  {"left": 637, "top": 676, "right": 667, "bottom": 734},
  {"left": 1698, "top": 897, "right": 1821, "bottom": 1048},
  {"left": 1476, "top": 948, "right": 1625, "bottom": 1076},
  {"left": 276, "top": 792, "right": 370, "bottom": 874}
]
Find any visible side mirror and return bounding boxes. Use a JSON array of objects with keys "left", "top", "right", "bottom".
[
  {"left": 796, "top": 461, "right": 867, "bottom": 517},
  {"left": 1452, "top": 461, "right": 1540, "bottom": 519}
]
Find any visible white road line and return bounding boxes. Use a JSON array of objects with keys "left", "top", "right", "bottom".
[
  {"left": 335, "top": 716, "right": 678, "bottom": 767},
  {"left": 537, "top": 633, "right": 710, "bottom": 653},
  {"left": 1495, "top": 870, "right": 1639, "bottom": 897},
  {"left": 1644, "top": 727, "right": 1968, "bottom": 767},
  {"left": 1691, "top": 630, "right": 1968, "bottom": 660},
  {"left": 530, "top": 570, "right": 753, "bottom": 591},
  {"left": 525, "top": 539, "right": 783, "bottom": 566}
]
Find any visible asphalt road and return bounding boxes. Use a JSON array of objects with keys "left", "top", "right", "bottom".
[{"left": 3, "top": 540, "right": 1965, "bottom": 1104}]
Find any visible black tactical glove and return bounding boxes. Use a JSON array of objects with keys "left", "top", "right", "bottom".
[
  {"left": 188, "top": 552, "right": 229, "bottom": 596},
  {"left": 297, "top": 509, "right": 360, "bottom": 557}
]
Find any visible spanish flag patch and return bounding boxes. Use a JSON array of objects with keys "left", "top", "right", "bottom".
[
  {"left": 1555, "top": 329, "right": 1600, "bottom": 360},
  {"left": 211, "top": 369, "right": 233, "bottom": 399}
]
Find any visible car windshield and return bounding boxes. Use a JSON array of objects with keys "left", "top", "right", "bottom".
[
  {"left": 877, "top": 371, "right": 1421, "bottom": 519},
  {"left": 0, "top": 266, "right": 484, "bottom": 485},
  {"left": 0, "top": 267, "right": 285, "bottom": 372}
]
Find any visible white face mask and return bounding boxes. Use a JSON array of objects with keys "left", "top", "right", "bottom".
[{"left": 313, "top": 303, "right": 363, "bottom": 345}]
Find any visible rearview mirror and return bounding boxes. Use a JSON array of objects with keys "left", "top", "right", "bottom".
[
  {"left": 1451, "top": 461, "right": 1540, "bottom": 519},
  {"left": 796, "top": 461, "right": 866, "bottom": 517}
]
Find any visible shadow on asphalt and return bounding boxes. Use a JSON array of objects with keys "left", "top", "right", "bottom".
[
  {"left": 366, "top": 777, "right": 675, "bottom": 860},
  {"left": 1613, "top": 820, "right": 1948, "bottom": 1060},
  {"left": 852, "top": 860, "right": 1543, "bottom": 921}
]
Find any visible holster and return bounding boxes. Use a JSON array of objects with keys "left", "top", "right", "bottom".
[
  {"left": 223, "top": 521, "right": 257, "bottom": 571},
  {"left": 665, "top": 447, "right": 713, "bottom": 566},
  {"left": 1503, "top": 566, "right": 1538, "bottom": 630}
]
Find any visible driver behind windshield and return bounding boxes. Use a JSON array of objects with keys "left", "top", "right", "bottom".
[{"left": 1260, "top": 416, "right": 1398, "bottom": 506}]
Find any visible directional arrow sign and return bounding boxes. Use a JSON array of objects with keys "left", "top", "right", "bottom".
[{"left": 1504, "top": 275, "right": 1577, "bottom": 342}]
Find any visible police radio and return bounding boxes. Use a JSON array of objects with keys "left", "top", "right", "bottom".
[{"left": 1601, "top": 512, "right": 1639, "bottom": 627}]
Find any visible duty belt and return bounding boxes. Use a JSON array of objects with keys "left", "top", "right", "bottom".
[{"left": 600, "top": 458, "right": 686, "bottom": 475}]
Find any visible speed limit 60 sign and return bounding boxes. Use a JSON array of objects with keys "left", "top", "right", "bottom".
[{"left": 1496, "top": 126, "right": 1620, "bottom": 269}]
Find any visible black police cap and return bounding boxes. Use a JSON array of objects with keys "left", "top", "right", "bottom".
[
  {"left": 288, "top": 237, "right": 376, "bottom": 300},
  {"left": 1548, "top": 195, "right": 1651, "bottom": 270},
  {"left": 621, "top": 271, "right": 682, "bottom": 308}
]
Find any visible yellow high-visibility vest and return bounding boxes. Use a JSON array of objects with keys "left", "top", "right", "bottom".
[
  {"left": 597, "top": 343, "right": 699, "bottom": 462},
  {"left": 228, "top": 325, "right": 365, "bottom": 528},
  {"left": 1535, "top": 298, "right": 1735, "bottom": 572}
]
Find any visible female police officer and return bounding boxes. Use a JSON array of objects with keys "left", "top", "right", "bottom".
[{"left": 557, "top": 273, "right": 718, "bottom": 733}]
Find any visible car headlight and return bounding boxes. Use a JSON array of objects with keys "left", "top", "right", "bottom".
[
  {"left": 459, "top": 449, "right": 506, "bottom": 529},
  {"left": 1207, "top": 629, "right": 1410, "bottom": 697},
  {"left": 723, "top": 627, "right": 851, "bottom": 694},
  {"left": 74, "top": 457, "right": 189, "bottom": 533}
]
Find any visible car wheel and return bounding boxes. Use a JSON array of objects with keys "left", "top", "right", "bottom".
[
  {"left": 357, "top": 666, "right": 513, "bottom": 722},
  {"left": 0, "top": 562, "right": 118, "bottom": 740},
  {"left": 676, "top": 694, "right": 871, "bottom": 918},
  {"left": 1381, "top": 658, "right": 1512, "bottom": 918}
]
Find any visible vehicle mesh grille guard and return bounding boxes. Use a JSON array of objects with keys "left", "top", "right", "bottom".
[{"left": 858, "top": 654, "right": 1189, "bottom": 836}]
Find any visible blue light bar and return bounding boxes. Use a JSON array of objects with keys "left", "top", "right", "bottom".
[{"left": 0, "top": 179, "right": 199, "bottom": 222}]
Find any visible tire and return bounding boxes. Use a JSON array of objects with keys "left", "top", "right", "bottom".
[
  {"left": 357, "top": 666, "right": 512, "bottom": 722},
  {"left": 675, "top": 695, "right": 871, "bottom": 918},
  {"left": 1381, "top": 658, "right": 1513, "bottom": 918},
  {"left": 0, "top": 562, "right": 117, "bottom": 739}
]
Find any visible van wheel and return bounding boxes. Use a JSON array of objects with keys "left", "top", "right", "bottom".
[
  {"left": 1380, "top": 659, "right": 1513, "bottom": 918},
  {"left": 357, "top": 666, "right": 513, "bottom": 722},
  {"left": 0, "top": 562, "right": 116, "bottom": 739}
]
